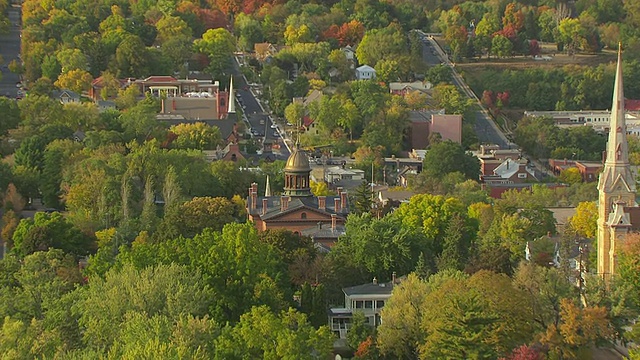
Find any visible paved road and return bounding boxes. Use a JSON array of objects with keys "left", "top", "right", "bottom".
[
  {"left": 418, "top": 32, "right": 513, "bottom": 149},
  {"left": 231, "top": 57, "right": 290, "bottom": 156},
  {"left": 0, "top": 5, "right": 21, "bottom": 98}
]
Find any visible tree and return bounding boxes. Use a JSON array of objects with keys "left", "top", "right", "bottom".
[
  {"left": 54, "top": 69, "right": 93, "bottom": 94},
  {"left": 56, "top": 48, "right": 88, "bottom": 74},
  {"left": 539, "top": 299, "right": 613, "bottom": 359},
  {"left": 351, "top": 181, "right": 374, "bottom": 215},
  {"left": 437, "top": 214, "right": 474, "bottom": 271},
  {"left": 75, "top": 263, "right": 214, "bottom": 350},
  {"left": 567, "top": 201, "right": 597, "bottom": 239},
  {"left": 11, "top": 212, "right": 94, "bottom": 257},
  {"left": 195, "top": 28, "right": 235, "bottom": 79},
  {"left": 115, "top": 34, "right": 150, "bottom": 78},
  {"left": 555, "top": 163, "right": 582, "bottom": 183},
  {"left": 426, "top": 64, "right": 452, "bottom": 85},
  {"left": 431, "top": 83, "right": 472, "bottom": 115},
  {"left": 420, "top": 271, "right": 534, "bottom": 359},
  {"left": 214, "top": 306, "right": 334, "bottom": 359},
  {"left": 422, "top": 140, "right": 480, "bottom": 180},
  {"left": 347, "top": 311, "right": 375, "bottom": 350},
  {"left": 492, "top": 34, "right": 514, "bottom": 58},
  {"left": 284, "top": 102, "right": 305, "bottom": 128},
  {"left": 377, "top": 273, "right": 429, "bottom": 359},
  {"left": 169, "top": 123, "right": 222, "bottom": 150},
  {"left": 0, "top": 97, "right": 20, "bottom": 135}
]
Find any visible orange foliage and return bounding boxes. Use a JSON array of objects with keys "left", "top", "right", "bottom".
[{"left": 322, "top": 20, "right": 365, "bottom": 46}]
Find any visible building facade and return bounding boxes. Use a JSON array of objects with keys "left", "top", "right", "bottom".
[
  {"left": 247, "top": 145, "right": 349, "bottom": 246},
  {"left": 597, "top": 48, "right": 640, "bottom": 280}
]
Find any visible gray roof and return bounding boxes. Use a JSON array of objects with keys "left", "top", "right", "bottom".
[
  {"left": 301, "top": 224, "right": 346, "bottom": 239},
  {"left": 255, "top": 195, "right": 347, "bottom": 220},
  {"left": 343, "top": 281, "right": 395, "bottom": 296}
]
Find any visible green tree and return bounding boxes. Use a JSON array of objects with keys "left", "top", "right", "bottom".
[
  {"left": 437, "top": 214, "right": 474, "bottom": 271},
  {"left": 491, "top": 34, "right": 514, "bottom": 58},
  {"left": 195, "top": 28, "right": 236, "bottom": 79},
  {"left": 75, "top": 263, "right": 214, "bottom": 350},
  {"left": 377, "top": 273, "right": 429, "bottom": 359},
  {"left": 347, "top": 311, "right": 375, "bottom": 350},
  {"left": 422, "top": 140, "right": 480, "bottom": 180},
  {"left": 169, "top": 123, "right": 222, "bottom": 150},
  {"left": 351, "top": 181, "right": 374, "bottom": 215},
  {"left": 12, "top": 212, "right": 94, "bottom": 257},
  {"left": 115, "top": 34, "right": 150, "bottom": 78},
  {"left": 214, "top": 306, "right": 334, "bottom": 359}
]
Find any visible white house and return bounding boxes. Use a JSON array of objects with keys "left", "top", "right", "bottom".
[
  {"left": 341, "top": 45, "right": 356, "bottom": 62},
  {"left": 328, "top": 274, "right": 400, "bottom": 339},
  {"left": 355, "top": 65, "right": 376, "bottom": 80},
  {"left": 52, "top": 89, "right": 81, "bottom": 104},
  {"left": 324, "top": 166, "right": 365, "bottom": 184}
]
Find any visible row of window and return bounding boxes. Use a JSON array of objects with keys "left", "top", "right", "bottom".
[{"left": 353, "top": 300, "right": 385, "bottom": 309}]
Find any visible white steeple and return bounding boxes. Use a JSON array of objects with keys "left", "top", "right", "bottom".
[
  {"left": 228, "top": 76, "right": 236, "bottom": 114},
  {"left": 265, "top": 175, "right": 272, "bottom": 197}
]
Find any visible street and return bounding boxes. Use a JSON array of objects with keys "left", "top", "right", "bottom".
[
  {"left": 231, "top": 57, "right": 291, "bottom": 157},
  {"left": 0, "top": 4, "right": 21, "bottom": 98},
  {"left": 419, "top": 32, "right": 512, "bottom": 149}
]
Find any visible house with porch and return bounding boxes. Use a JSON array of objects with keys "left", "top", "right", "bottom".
[{"left": 328, "top": 274, "right": 401, "bottom": 339}]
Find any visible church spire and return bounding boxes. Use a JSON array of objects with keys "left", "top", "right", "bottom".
[
  {"left": 228, "top": 76, "right": 236, "bottom": 114},
  {"left": 605, "top": 44, "right": 627, "bottom": 166},
  {"left": 265, "top": 175, "right": 272, "bottom": 197}
]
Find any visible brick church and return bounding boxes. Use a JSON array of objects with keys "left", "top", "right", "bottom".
[{"left": 247, "top": 144, "right": 349, "bottom": 249}]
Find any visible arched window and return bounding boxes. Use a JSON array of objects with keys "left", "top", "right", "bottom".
[{"left": 301, "top": 212, "right": 307, "bottom": 219}]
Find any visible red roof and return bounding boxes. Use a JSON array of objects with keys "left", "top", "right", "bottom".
[
  {"left": 303, "top": 116, "right": 314, "bottom": 127},
  {"left": 626, "top": 99, "right": 640, "bottom": 111}
]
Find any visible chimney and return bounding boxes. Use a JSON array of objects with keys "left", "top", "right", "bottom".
[
  {"left": 248, "top": 187, "right": 253, "bottom": 210},
  {"left": 331, "top": 214, "right": 337, "bottom": 231},
  {"left": 262, "top": 198, "right": 268, "bottom": 215},
  {"left": 281, "top": 196, "right": 289, "bottom": 212},
  {"left": 392, "top": 271, "right": 397, "bottom": 284},
  {"left": 373, "top": 277, "right": 378, "bottom": 285},
  {"left": 251, "top": 191, "right": 257, "bottom": 210},
  {"left": 340, "top": 191, "right": 347, "bottom": 212},
  {"left": 318, "top": 196, "right": 326, "bottom": 211},
  {"left": 337, "top": 187, "right": 343, "bottom": 195},
  {"left": 334, "top": 197, "right": 341, "bottom": 213},
  {"left": 251, "top": 182, "right": 258, "bottom": 194}
]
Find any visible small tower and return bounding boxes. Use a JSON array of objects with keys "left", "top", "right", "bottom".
[
  {"left": 597, "top": 44, "right": 637, "bottom": 280},
  {"left": 228, "top": 76, "right": 236, "bottom": 114},
  {"left": 283, "top": 143, "right": 312, "bottom": 197}
]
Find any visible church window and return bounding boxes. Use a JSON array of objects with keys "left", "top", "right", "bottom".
[{"left": 301, "top": 212, "right": 307, "bottom": 219}]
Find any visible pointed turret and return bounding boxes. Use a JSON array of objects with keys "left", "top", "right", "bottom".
[
  {"left": 228, "top": 76, "right": 236, "bottom": 114},
  {"left": 605, "top": 45, "right": 628, "bottom": 166},
  {"left": 265, "top": 175, "right": 272, "bottom": 197}
]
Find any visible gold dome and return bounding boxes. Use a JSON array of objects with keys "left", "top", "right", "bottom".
[{"left": 285, "top": 148, "right": 311, "bottom": 172}]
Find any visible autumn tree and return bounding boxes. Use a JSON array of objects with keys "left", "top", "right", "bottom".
[
  {"left": 54, "top": 69, "right": 93, "bottom": 94},
  {"left": 567, "top": 201, "right": 597, "bottom": 239},
  {"left": 169, "top": 123, "right": 222, "bottom": 150}
]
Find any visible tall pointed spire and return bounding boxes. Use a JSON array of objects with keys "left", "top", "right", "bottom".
[
  {"left": 605, "top": 43, "right": 627, "bottom": 166},
  {"left": 228, "top": 76, "right": 236, "bottom": 114},
  {"left": 265, "top": 175, "right": 272, "bottom": 197}
]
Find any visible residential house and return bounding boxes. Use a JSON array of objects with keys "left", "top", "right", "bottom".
[
  {"left": 294, "top": 90, "right": 324, "bottom": 134},
  {"left": 328, "top": 274, "right": 401, "bottom": 339},
  {"left": 480, "top": 158, "right": 537, "bottom": 184},
  {"left": 548, "top": 159, "right": 602, "bottom": 182},
  {"left": 485, "top": 183, "right": 567, "bottom": 200},
  {"left": 324, "top": 166, "right": 365, "bottom": 184},
  {"left": 355, "top": 65, "right": 376, "bottom": 80},
  {"left": 96, "top": 100, "right": 116, "bottom": 112},
  {"left": 341, "top": 45, "right": 356, "bottom": 62},
  {"left": 389, "top": 81, "right": 433, "bottom": 96},
  {"left": 525, "top": 236, "right": 590, "bottom": 287},
  {"left": 377, "top": 188, "right": 415, "bottom": 207},
  {"left": 254, "top": 43, "right": 282, "bottom": 63},
  {"left": 52, "top": 89, "right": 81, "bottom": 104}
]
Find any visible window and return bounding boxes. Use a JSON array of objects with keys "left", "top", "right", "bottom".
[
  {"left": 365, "top": 300, "right": 373, "bottom": 309},
  {"left": 301, "top": 212, "right": 307, "bottom": 219},
  {"left": 376, "top": 300, "right": 385, "bottom": 309},
  {"left": 355, "top": 301, "right": 364, "bottom": 309},
  {"left": 518, "top": 173, "right": 527, "bottom": 179}
]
